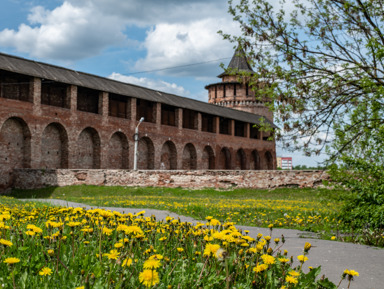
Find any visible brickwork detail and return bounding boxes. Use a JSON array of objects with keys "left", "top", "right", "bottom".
[
  {"left": 107, "top": 132, "right": 129, "bottom": 169},
  {"left": 202, "top": 146, "right": 215, "bottom": 169},
  {"left": 76, "top": 127, "right": 100, "bottom": 169},
  {"left": 138, "top": 137, "right": 155, "bottom": 170},
  {"left": 219, "top": 147, "right": 231, "bottom": 169},
  {"left": 0, "top": 117, "right": 31, "bottom": 189},
  {"left": 12, "top": 169, "right": 330, "bottom": 190},
  {"left": 182, "top": 143, "right": 197, "bottom": 170},
  {"left": 161, "top": 141, "right": 177, "bottom": 170},
  {"left": 41, "top": 123, "right": 68, "bottom": 169}
]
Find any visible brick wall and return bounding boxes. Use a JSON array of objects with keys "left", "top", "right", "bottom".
[{"left": 12, "top": 169, "right": 329, "bottom": 190}]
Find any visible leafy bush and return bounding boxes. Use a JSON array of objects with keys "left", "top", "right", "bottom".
[{"left": 329, "top": 157, "right": 384, "bottom": 230}]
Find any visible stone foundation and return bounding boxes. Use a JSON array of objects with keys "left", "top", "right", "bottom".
[{"left": 12, "top": 169, "right": 329, "bottom": 190}]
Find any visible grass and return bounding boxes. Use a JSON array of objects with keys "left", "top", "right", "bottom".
[
  {"left": 0, "top": 196, "right": 348, "bottom": 289},
  {"left": 12, "top": 186, "right": 349, "bottom": 239}
]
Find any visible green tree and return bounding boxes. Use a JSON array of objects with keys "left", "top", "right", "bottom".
[{"left": 222, "top": 0, "right": 384, "bottom": 160}]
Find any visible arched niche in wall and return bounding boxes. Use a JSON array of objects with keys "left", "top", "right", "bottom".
[
  {"left": 182, "top": 143, "right": 197, "bottom": 170},
  {"left": 265, "top": 151, "right": 274, "bottom": 170},
  {"left": 108, "top": 132, "right": 129, "bottom": 169},
  {"left": 0, "top": 117, "right": 31, "bottom": 188},
  {"left": 160, "top": 140, "right": 177, "bottom": 170},
  {"left": 0, "top": 117, "right": 31, "bottom": 169},
  {"left": 219, "top": 147, "right": 231, "bottom": 170},
  {"left": 138, "top": 136, "right": 155, "bottom": 170},
  {"left": 76, "top": 127, "right": 101, "bottom": 169},
  {"left": 235, "top": 148, "right": 247, "bottom": 170},
  {"left": 250, "top": 150, "right": 261, "bottom": 170},
  {"left": 41, "top": 122, "right": 69, "bottom": 169},
  {"left": 202, "top": 145, "right": 215, "bottom": 169}
]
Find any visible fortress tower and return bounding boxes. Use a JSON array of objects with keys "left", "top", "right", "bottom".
[{"left": 205, "top": 46, "right": 273, "bottom": 122}]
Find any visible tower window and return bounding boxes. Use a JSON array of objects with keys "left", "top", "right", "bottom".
[
  {"left": 246, "top": 84, "right": 249, "bottom": 96},
  {"left": 215, "top": 86, "right": 217, "bottom": 98},
  {"left": 234, "top": 84, "right": 236, "bottom": 96},
  {"left": 223, "top": 84, "right": 226, "bottom": 98}
]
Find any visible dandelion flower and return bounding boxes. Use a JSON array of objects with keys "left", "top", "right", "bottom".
[
  {"left": 3, "top": 257, "right": 20, "bottom": 265},
  {"left": 285, "top": 275, "right": 298, "bottom": 284},
  {"left": 304, "top": 242, "right": 311, "bottom": 252},
  {"left": 143, "top": 258, "right": 161, "bottom": 269},
  {"left": 289, "top": 270, "right": 300, "bottom": 277},
  {"left": 203, "top": 243, "right": 220, "bottom": 258},
  {"left": 278, "top": 257, "right": 290, "bottom": 263},
  {"left": 39, "top": 267, "right": 53, "bottom": 276},
  {"left": 344, "top": 269, "right": 359, "bottom": 278},
  {"left": 149, "top": 254, "right": 163, "bottom": 260},
  {"left": 102, "top": 227, "right": 113, "bottom": 236},
  {"left": 139, "top": 269, "right": 159, "bottom": 288},
  {"left": 253, "top": 263, "right": 268, "bottom": 273},
  {"left": 261, "top": 254, "right": 275, "bottom": 265},
  {"left": 114, "top": 243, "right": 123, "bottom": 249},
  {"left": 0, "top": 239, "right": 13, "bottom": 247},
  {"left": 297, "top": 255, "right": 308, "bottom": 263},
  {"left": 107, "top": 250, "right": 120, "bottom": 260},
  {"left": 176, "top": 248, "right": 184, "bottom": 252},
  {"left": 122, "top": 258, "right": 132, "bottom": 267}
]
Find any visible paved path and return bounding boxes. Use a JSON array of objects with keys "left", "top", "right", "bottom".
[{"left": 24, "top": 199, "right": 384, "bottom": 289}]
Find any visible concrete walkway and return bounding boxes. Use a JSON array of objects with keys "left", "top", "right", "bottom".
[{"left": 24, "top": 199, "right": 384, "bottom": 289}]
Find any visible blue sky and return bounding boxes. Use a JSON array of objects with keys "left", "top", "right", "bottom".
[{"left": 0, "top": 0, "right": 326, "bottom": 166}]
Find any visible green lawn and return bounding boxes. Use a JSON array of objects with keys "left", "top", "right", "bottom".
[{"left": 12, "top": 186, "right": 349, "bottom": 239}]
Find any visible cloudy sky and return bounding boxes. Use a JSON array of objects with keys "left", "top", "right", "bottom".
[{"left": 0, "top": 0, "right": 325, "bottom": 166}]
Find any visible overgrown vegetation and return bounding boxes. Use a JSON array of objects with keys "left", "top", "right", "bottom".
[
  {"left": 0, "top": 196, "right": 357, "bottom": 288},
  {"left": 11, "top": 186, "right": 361, "bottom": 243}
]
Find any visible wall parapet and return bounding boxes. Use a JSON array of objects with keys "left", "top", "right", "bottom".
[{"left": 12, "top": 169, "right": 329, "bottom": 190}]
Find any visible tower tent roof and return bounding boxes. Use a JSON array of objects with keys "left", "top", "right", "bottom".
[{"left": 218, "top": 46, "right": 254, "bottom": 77}]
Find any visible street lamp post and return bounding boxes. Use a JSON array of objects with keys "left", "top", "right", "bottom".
[{"left": 133, "top": 117, "right": 145, "bottom": 170}]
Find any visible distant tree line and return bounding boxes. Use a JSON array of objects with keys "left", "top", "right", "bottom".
[{"left": 292, "top": 165, "right": 327, "bottom": 170}]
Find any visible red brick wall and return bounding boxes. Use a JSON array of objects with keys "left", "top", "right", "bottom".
[{"left": 0, "top": 76, "right": 276, "bottom": 191}]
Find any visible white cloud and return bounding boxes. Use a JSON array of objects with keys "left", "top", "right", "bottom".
[
  {"left": 0, "top": 1, "right": 127, "bottom": 60},
  {"left": 0, "top": 0, "right": 241, "bottom": 79},
  {"left": 69, "top": 0, "right": 227, "bottom": 26},
  {"left": 108, "top": 72, "right": 188, "bottom": 96},
  {"left": 135, "top": 18, "right": 241, "bottom": 77}
]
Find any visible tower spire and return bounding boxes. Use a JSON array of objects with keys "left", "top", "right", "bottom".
[{"left": 218, "top": 45, "right": 254, "bottom": 78}]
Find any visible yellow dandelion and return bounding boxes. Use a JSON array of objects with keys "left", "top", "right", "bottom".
[
  {"left": 261, "top": 254, "right": 275, "bottom": 265},
  {"left": 107, "top": 250, "right": 120, "bottom": 260},
  {"left": 285, "top": 275, "right": 298, "bottom": 284},
  {"left": 139, "top": 269, "right": 159, "bottom": 288},
  {"left": 122, "top": 258, "right": 132, "bottom": 267},
  {"left": 304, "top": 242, "right": 311, "bottom": 251},
  {"left": 253, "top": 263, "right": 269, "bottom": 273},
  {"left": 203, "top": 243, "right": 220, "bottom": 258},
  {"left": 297, "top": 255, "right": 308, "bottom": 263},
  {"left": 39, "top": 267, "right": 53, "bottom": 276},
  {"left": 3, "top": 257, "right": 20, "bottom": 265},
  {"left": 114, "top": 243, "right": 123, "bottom": 249},
  {"left": 143, "top": 258, "right": 161, "bottom": 269},
  {"left": 289, "top": 270, "right": 300, "bottom": 277}
]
